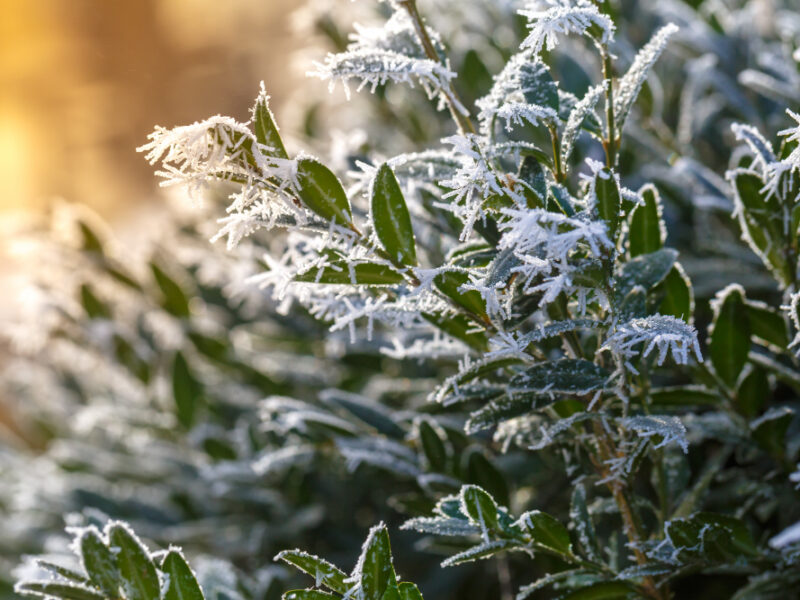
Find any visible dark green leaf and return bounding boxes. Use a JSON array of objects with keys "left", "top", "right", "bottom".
[
  {"left": 282, "top": 592, "right": 337, "bottom": 600},
  {"left": 150, "top": 263, "right": 191, "bottom": 318},
  {"left": 465, "top": 451, "right": 509, "bottom": 508},
  {"left": 371, "top": 163, "right": 417, "bottom": 266},
  {"left": 657, "top": 264, "right": 693, "bottom": 323},
  {"left": 595, "top": 169, "right": 621, "bottom": 240},
  {"left": 433, "top": 270, "right": 488, "bottom": 318},
  {"left": 709, "top": 285, "right": 750, "bottom": 388},
  {"left": 172, "top": 352, "right": 202, "bottom": 429},
  {"left": 296, "top": 262, "right": 404, "bottom": 285},
  {"left": 518, "top": 511, "right": 572, "bottom": 556},
  {"left": 417, "top": 419, "right": 448, "bottom": 472},
  {"left": 510, "top": 359, "right": 609, "bottom": 394},
  {"left": 558, "top": 582, "right": 634, "bottom": 600},
  {"left": 359, "top": 525, "right": 396, "bottom": 600},
  {"left": 253, "top": 91, "right": 288, "bottom": 158},
  {"left": 746, "top": 302, "right": 789, "bottom": 349},
  {"left": 295, "top": 158, "right": 353, "bottom": 226},
  {"left": 460, "top": 485, "right": 499, "bottom": 532},
  {"left": 274, "top": 551, "right": 348, "bottom": 595},
  {"left": 107, "top": 523, "right": 160, "bottom": 600},
  {"left": 80, "top": 529, "right": 120, "bottom": 598},
  {"left": 628, "top": 185, "right": 664, "bottom": 257},
  {"left": 162, "top": 551, "right": 205, "bottom": 600},
  {"left": 616, "top": 248, "right": 677, "bottom": 299}
]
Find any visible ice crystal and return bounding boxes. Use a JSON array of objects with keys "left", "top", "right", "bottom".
[
  {"left": 519, "top": 1, "right": 615, "bottom": 56},
  {"left": 601, "top": 315, "right": 702, "bottom": 376},
  {"left": 622, "top": 415, "right": 689, "bottom": 453}
]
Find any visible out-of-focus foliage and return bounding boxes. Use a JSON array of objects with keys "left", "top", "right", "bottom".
[{"left": 4, "top": 1, "right": 800, "bottom": 600}]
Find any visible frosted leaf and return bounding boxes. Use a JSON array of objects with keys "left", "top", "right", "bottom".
[
  {"left": 476, "top": 50, "right": 559, "bottom": 136},
  {"left": 401, "top": 516, "right": 480, "bottom": 537},
  {"left": 560, "top": 82, "right": 605, "bottom": 166},
  {"left": 438, "top": 134, "right": 512, "bottom": 240},
  {"left": 497, "top": 207, "right": 612, "bottom": 309},
  {"left": 308, "top": 11, "right": 460, "bottom": 113},
  {"left": 770, "top": 521, "right": 800, "bottom": 549},
  {"left": 777, "top": 109, "right": 800, "bottom": 169},
  {"left": 731, "top": 123, "right": 776, "bottom": 174},
  {"left": 614, "top": 24, "right": 680, "bottom": 133},
  {"left": 335, "top": 437, "right": 421, "bottom": 477},
  {"left": 601, "top": 315, "right": 702, "bottom": 377},
  {"left": 622, "top": 415, "right": 689, "bottom": 453},
  {"left": 440, "top": 540, "right": 515, "bottom": 567},
  {"left": 519, "top": 1, "right": 615, "bottom": 56},
  {"left": 251, "top": 445, "right": 315, "bottom": 476}
]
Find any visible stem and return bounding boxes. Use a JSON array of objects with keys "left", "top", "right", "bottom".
[
  {"left": 548, "top": 124, "right": 566, "bottom": 183},
  {"left": 601, "top": 47, "right": 617, "bottom": 169},
  {"left": 398, "top": 0, "right": 477, "bottom": 136}
]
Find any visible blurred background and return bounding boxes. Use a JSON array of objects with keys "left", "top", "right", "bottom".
[{"left": 0, "top": 0, "right": 299, "bottom": 220}]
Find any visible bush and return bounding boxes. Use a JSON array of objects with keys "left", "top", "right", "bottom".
[{"left": 6, "top": 1, "right": 800, "bottom": 599}]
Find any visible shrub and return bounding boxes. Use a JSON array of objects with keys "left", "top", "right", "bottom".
[{"left": 7, "top": 1, "right": 800, "bottom": 599}]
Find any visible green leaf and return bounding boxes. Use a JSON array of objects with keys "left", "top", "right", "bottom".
[
  {"left": 323, "top": 391, "right": 404, "bottom": 438},
  {"left": 397, "top": 583, "right": 424, "bottom": 600},
  {"left": 628, "top": 185, "right": 664, "bottom": 257},
  {"left": 460, "top": 485, "right": 499, "bottom": 532},
  {"left": 746, "top": 302, "right": 789, "bottom": 349},
  {"left": 172, "top": 352, "right": 203, "bottom": 429},
  {"left": 150, "top": 263, "right": 191, "bottom": 318},
  {"left": 520, "top": 61, "right": 559, "bottom": 111},
  {"left": 657, "top": 264, "right": 693, "bottom": 323},
  {"left": 274, "top": 550, "right": 348, "bottom": 595},
  {"left": 570, "top": 485, "right": 600, "bottom": 561},
  {"left": 107, "top": 523, "right": 160, "bottom": 600},
  {"left": 295, "top": 262, "right": 404, "bottom": 285},
  {"left": 510, "top": 359, "right": 609, "bottom": 394},
  {"left": 79, "top": 529, "right": 120, "bottom": 598},
  {"left": 709, "top": 285, "right": 750, "bottom": 388},
  {"left": 16, "top": 582, "right": 106, "bottom": 600},
  {"left": 518, "top": 511, "right": 572, "bottom": 556},
  {"left": 616, "top": 248, "right": 677, "bottom": 299},
  {"left": 371, "top": 163, "right": 417, "bottom": 266},
  {"left": 359, "top": 524, "right": 396, "bottom": 600},
  {"left": 433, "top": 270, "right": 488, "bottom": 318},
  {"left": 253, "top": 91, "right": 288, "bottom": 158},
  {"left": 162, "top": 551, "right": 205, "bottom": 600},
  {"left": 417, "top": 419, "right": 448, "bottom": 472},
  {"left": 80, "top": 285, "right": 111, "bottom": 320},
  {"left": 752, "top": 407, "right": 794, "bottom": 458},
  {"left": 558, "top": 582, "right": 634, "bottom": 600},
  {"left": 295, "top": 158, "right": 353, "bottom": 226},
  {"left": 667, "top": 513, "right": 758, "bottom": 563},
  {"left": 421, "top": 312, "right": 488, "bottom": 351},
  {"left": 736, "top": 367, "right": 768, "bottom": 418},
  {"left": 518, "top": 156, "right": 547, "bottom": 208},
  {"left": 649, "top": 386, "right": 721, "bottom": 409},
  {"left": 282, "top": 592, "right": 337, "bottom": 600},
  {"left": 595, "top": 169, "right": 621, "bottom": 240}
]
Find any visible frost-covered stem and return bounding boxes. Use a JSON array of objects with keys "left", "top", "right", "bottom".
[
  {"left": 548, "top": 124, "right": 566, "bottom": 183},
  {"left": 591, "top": 422, "right": 662, "bottom": 599},
  {"left": 601, "top": 47, "right": 617, "bottom": 168},
  {"left": 398, "top": 0, "right": 476, "bottom": 135}
]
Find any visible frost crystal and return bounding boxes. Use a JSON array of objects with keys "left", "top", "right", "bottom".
[
  {"left": 622, "top": 415, "right": 689, "bottom": 453},
  {"left": 498, "top": 207, "right": 612, "bottom": 307},
  {"left": 614, "top": 23, "right": 680, "bottom": 132},
  {"left": 519, "top": 1, "right": 615, "bottom": 56},
  {"left": 308, "top": 11, "right": 461, "bottom": 113},
  {"left": 601, "top": 315, "right": 702, "bottom": 376}
]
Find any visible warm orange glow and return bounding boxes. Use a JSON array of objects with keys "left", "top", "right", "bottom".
[{"left": 0, "top": 0, "right": 297, "bottom": 219}]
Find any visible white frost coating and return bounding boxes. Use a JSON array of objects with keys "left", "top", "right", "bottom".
[
  {"left": 769, "top": 520, "right": 800, "bottom": 549},
  {"left": 497, "top": 207, "right": 612, "bottom": 308},
  {"left": 308, "top": 11, "right": 461, "bottom": 114},
  {"left": 601, "top": 315, "right": 702, "bottom": 377},
  {"left": 438, "top": 134, "right": 513, "bottom": 240},
  {"left": 519, "top": 0, "right": 615, "bottom": 56},
  {"left": 614, "top": 23, "right": 680, "bottom": 131},
  {"left": 622, "top": 415, "right": 689, "bottom": 453},
  {"left": 560, "top": 82, "right": 605, "bottom": 166}
]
